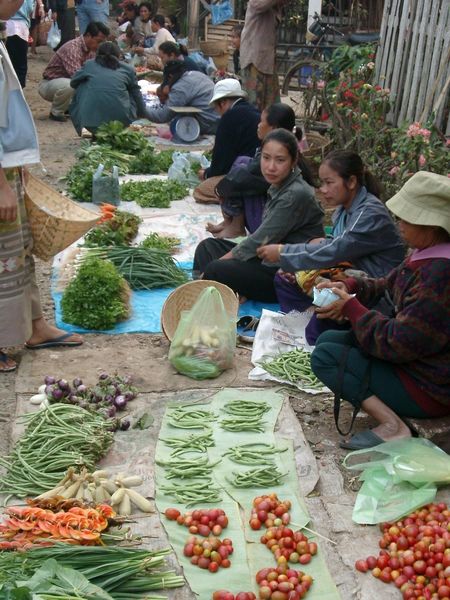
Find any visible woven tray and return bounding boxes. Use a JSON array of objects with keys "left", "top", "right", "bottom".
[
  {"left": 303, "top": 131, "right": 332, "bottom": 159},
  {"left": 24, "top": 172, "right": 99, "bottom": 262},
  {"left": 161, "top": 279, "right": 239, "bottom": 341}
]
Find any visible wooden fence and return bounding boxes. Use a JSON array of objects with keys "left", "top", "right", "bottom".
[{"left": 375, "top": 0, "right": 450, "bottom": 134}]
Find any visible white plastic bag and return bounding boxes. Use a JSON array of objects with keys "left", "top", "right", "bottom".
[
  {"left": 167, "top": 152, "right": 210, "bottom": 186},
  {"left": 92, "top": 164, "right": 120, "bottom": 205},
  {"left": 47, "top": 21, "right": 61, "bottom": 49}
]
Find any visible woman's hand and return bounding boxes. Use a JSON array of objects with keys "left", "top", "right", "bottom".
[
  {"left": 198, "top": 168, "right": 206, "bottom": 181},
  {"left": 315, "top": 280, "right": 348, "bottom": 293},
  {"left": 132, "top": 46, "right": 145, "bottom": 55},
  {"left": 257, "top": 244, "right": 283, "bottom": 263},
  {"left": 219, "top": 251, "right": 233, "bottom": 260},
  {"left": 315, "top": 286, "right": 352, "bottom": 320},
  {"left": 277, "top": 269, "right": 296, "bottom": 285},
  {"left": 0, "top": 178, "right": 18, "bottom": 222}
]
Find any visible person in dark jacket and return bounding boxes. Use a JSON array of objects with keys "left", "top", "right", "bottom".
[
  {"left": 257, "top": 151, "right": 406, "bottom": 342},
  {"left": 309, "top": 171, "right": 450, "bottom": 451},
  {"left": 69, "top": 41, "right": 146, "bottom": 134},
  {"left": 193, "top": 78, "right": 260, "bottom": 204},
  {"left": 193, "top": 129, "right": 324, "bottom": 302}
]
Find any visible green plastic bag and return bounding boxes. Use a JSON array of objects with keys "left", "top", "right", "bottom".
[
  {"left": 169, "top": 286, "right": 236, "bottom": 380},
  {"left": 343, "top": 438, "right": 450, "bottom": 524}
]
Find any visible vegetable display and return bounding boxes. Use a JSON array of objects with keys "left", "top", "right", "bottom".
[
  {"left": 140, "top": 232, "right": 180, "bottom": 252},
  {"left": 183, "top": 535, "right": 234, "bottom": 572},
  {"left": 355, "top": 501, "right": 450, "bottom": 599},
  {"left": 84, "top": 246, "right": 188, "bottom": 290},
  {"left": 157, "top": 455, "right": 220, "bottom": 479},
  {"left": 222, "top": 399, "right": 270, "bottom": 418},
  {"left": 249, "top": 494, "right": 292, "bottom": 530},
  {"left": 120, "top": 179, "right": 188, "bottom": 208},
  {"left": 61, "top": 257, "right": 130, "bottom": 330},
  {"left": 256, "top": 566, "right": 314, "bottom": 599},
  {"left": 0, "top": 404, "right": 113, "bottom": 498},
  {"left": 213, "top": 592, "right": 256, "bottom": 600},
  {"left": 159, "top": 478, "right": 222, "bottom": 506},
  {"left": 220, "top": 415, "right": 267, "bottom": 433},
  {"left": 0, "top": 545, "right": 185, "bottom": 597},
  {"left": 228, "top": 467, "right": 286, "bottom": 488},
  {"left": 83, "top": 209, "right": 142, "bottom": 247},
  {"left": 160, "top": 429, "right": 215, "bottom": 457},
  {"left": 259, "top": 349, "right": 323, "bottom": 389},
  {"left": 260, "top": 526, "right": 318, "bottom": 566},
  {"left": 167, "top": 407, "right": 216, "bottom": 429}
]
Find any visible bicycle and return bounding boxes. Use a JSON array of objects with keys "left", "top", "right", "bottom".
[{"left": 281, "top": 12, "right": 379, "bottom": 95}]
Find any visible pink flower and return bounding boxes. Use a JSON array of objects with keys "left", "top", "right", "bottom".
[
  {"left": 418, "top": 154, "right": 426, "bottom": 167},
  {"left": 418, "top": 128, "right": 431, "bottom": 138},
  {"left": 406, "top": 122, "right": 421, "bottom": 137},
  {"left": 389, "top": 166, "right": 400, "bottom": 176},
  {"left": 317, "top": 80, "right": 325, "bottom": 89}
]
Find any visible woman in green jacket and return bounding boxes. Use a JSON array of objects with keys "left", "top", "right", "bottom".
[{"left": 69, "top": 41, "right": 147, "bottom": 135}]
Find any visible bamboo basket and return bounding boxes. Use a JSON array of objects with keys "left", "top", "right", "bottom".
[
  {"left": 303, "top": 131, "right": 332, "bottom": 159},
  {"left": 24, "top": 172, "right": 99, "bottom": 262},
  {"left": 161, "top": 279, "right": 238, "bottom": 341},
  {"left": 200, "top": 39, "right": 229, "bottom": 71}
]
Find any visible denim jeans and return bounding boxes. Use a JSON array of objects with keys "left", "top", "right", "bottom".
[{"left": 76, "top": 0, "right": 108, "bottom": 34}]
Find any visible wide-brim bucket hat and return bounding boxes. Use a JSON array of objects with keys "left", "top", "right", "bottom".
[
  {"left": 209, "top": 78, "right": 247, "bottom": 104},
  {"left": 386, "top": 171, "right": 450, "bottom": 234}
]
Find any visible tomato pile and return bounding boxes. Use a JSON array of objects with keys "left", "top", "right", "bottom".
[
  {"left": 256, "top": 565, "right": 314, "bottom": 599},
  {"left": 250, "top": 494, "right": 291, "bottom": 530},
  {"left": 212, "top": 592, "right": 256, "bottom": 599},
  {"left": 183, "top": 535, "right": 233, "bottom": 572},
  {"left": 260, "top": 527, "right": 318, "bottom": 566},
  {"left": 164, "top": 507, "right": 228, "bottom": 536},
  {"left": 355, "top": 502, "right": 450, "bottom": 599}
]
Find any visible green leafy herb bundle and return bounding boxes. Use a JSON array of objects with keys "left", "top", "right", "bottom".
[
  {"left": 120, "top": 179, "right": 188, "bottom": 208},
  {"left": 140, "top": 232, "right": 180, "bottom": 252},
  {"left": 83, "top": 210, "right": 142, "bottom": 247},
  {"left": 85, "top": 246, "right": 188, "bottom": 290},
  {"left": 61, "top": 257, "right": 130, "bottom": 330}
]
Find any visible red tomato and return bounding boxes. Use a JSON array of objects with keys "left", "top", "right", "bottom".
[
  {"left": 164, "top": 508, "right": 181, "bottom": 520},
  {"left": 355, "top": 560, "right": 368, "bottom": 573}
]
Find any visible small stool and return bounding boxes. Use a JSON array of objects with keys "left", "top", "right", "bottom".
[{"left": 403, "top": 415, "right": 450, "bottom": 453}]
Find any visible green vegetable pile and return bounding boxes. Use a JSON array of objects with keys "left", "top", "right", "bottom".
[
  {"left": 61, "top": 257, "right": 130, "bottom": 330},
  {"left": 140, "top": 232, "right": 180, "bottom": 252},
  {"left": 85, "top": 246, "right": 188, "bottom": 290},
  {"left": 0, "top": 404, "right": 114, "bottom": 498},
  {"left": 64, "top": 121, "right": 176, "bottom": 201},
  {"left": 83, "top": 209, "right": 142, "bottom": 247},
  {"left": 0, "top": 546, "right": 184, "bottom": 599},
  {"left": 120, "top": 179, "right": 188, "bottom": 208},
  {"left": 259, "top": 348, "right": 324, "bottom": 389}
]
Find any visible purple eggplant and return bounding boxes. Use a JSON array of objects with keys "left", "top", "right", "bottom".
[
  {"left": 113, "top": 395, "right": 127, "bottom": 410},
  {"left": 44, "top": 376, "right": 56, "bottom": 385}
]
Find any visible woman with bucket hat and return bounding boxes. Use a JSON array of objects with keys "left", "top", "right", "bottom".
[
  {"left": 193, "top": 78, "right": 260, "bottom": 204},
  {"left": 309, "top": 171, "right": 450, "bottom": 450}
]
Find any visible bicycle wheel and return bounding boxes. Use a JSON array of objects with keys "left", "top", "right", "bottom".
[{"left": 281, "top": 59, "right": 326, "bottom": 121}]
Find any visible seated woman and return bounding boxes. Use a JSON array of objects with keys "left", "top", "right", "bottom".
[
  {"left": 257, "top": 151, "right": 405, "bottom": 341},
  {"left": 145, "top": 60, "right": 219, "bottom": 134},
  {"left": 132, "top": 2, "right": 154, "bottom": 44},
  {"left": 193, "top": 78, "right": 261, "bottom": 204},
  {"left": 165, "top": 14, "right": 181, "bottom": 38},
  {"left": 310, "top": 171, "right": 450, "bottom": 451},
  {"left": 158, "top": 40, "right": 205, "bottom": 73},
  {"left": 69, "top": 41, "right": 147, "bottom": 135},
  {"left": 193, "top": 129, "right": 324, "bottom": 303},
  {"left": 207, "top": 103, "right": 315, "bottom": 239}
]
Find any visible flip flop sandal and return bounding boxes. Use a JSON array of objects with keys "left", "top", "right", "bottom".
[
  {"left": 25, "top": 332, "right": 83, "bottom": 350},
  {"left": 0, "top": 351, "right": 17, "bottom": 372},
  {"left": 236, "top": 316, "right": 260, "bottom": 344},
  {"left": 339, "top": 429, "right": 385, "bottom": 450}
]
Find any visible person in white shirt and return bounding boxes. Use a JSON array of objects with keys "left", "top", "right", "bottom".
[{"left": 133, "top": 13, "right": 174, "bottom": 68}]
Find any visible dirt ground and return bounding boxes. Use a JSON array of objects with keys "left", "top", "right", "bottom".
[{"left": 4, "top": 45, "right": 443, "bottom": 600}]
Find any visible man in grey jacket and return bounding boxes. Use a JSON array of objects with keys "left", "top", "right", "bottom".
[{"left": 145, "top": 61, "right": 219, "bottom": 134}]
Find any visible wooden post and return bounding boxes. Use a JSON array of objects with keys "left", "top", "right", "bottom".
[{"left": 188, "top": 0, "right": 200, "bottom": 47}]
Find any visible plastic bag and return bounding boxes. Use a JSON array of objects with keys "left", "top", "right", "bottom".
[
  {"left": 343, "top": 438, "right": 450, "bottom": 524},
  {"left": 167, "top": 151, "right": 210, "bottom": 186},
  {"left": 169, "top": 286, "right": 236, "bottom": 380},
  {"left": 210, "top": 0, "right": 233, "bottom": 24},
  {"left": 92, "top": 164, "right": 120, "bottom": 206},
  {"left": 47, "top": 21, "right": 61, "bottom": 49}
]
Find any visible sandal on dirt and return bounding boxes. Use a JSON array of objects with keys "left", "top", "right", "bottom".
[
  {"left": 0, "top": 351, "right": 17, "bottom": 372},
  {"left": 25, "top": 332, "right": 83, "bottom": 350},
  {"left": 339, "top": 429, "right": 385, "bottom": 450},
  {"left": 237, "top": 316, "right": 260, "bottom": 344}
]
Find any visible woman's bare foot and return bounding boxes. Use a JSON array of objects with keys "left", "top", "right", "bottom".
[
  {"left": 371, "top": 419, "right": 412, "bottom": 442},
  {"left": 0, "top": 351, "right": 17, "bottom": 372},
  {"left": 26, "top": 317, "right": 83, "bottom": 348},
  {"left": 215, "top": 225, "right": 246, "bottom": 239},
  {"left": 206, "top": 220, "right": 226, "bottom": 234}
]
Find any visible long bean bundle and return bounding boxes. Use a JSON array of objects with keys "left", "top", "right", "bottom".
[
  {"left": 85, "top": 246, "right": 188, "bottom": 290},
  {"left": 259, "top": 348, "right": 323, "bottom": 388},
  {"left": 228, "top": 466, "right": 287, "bottom": 488},
  {"left": 156, "top": 456, "right": 220, "bottom": 479},
  {"left": 0, "top": 404, "right": 114, "bottom": 498},
  {"left": 159, "top": 478, "right": 222, "bottom": 506},
  {"left": 224, "top": 442, "right": 287, "bottom": 466},
  {"left": 0, "top": 544, "right": 185, "bottom": 596}
]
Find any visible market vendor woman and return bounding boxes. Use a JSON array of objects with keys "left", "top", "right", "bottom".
[
  {"left": 193, "top": 129, "right": 324, "bottom": 302},
  {"left": 310, "top": 172, "right": 450, "bottom": 450}
]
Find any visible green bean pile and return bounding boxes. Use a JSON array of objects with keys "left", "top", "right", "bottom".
[
  {"left": 159, "top": 478, "right": 222, "bottom": 506},
  {"left": 259, "top": 348, "right": 323, "bottom": 388},
  {"left": 0, "top": 404, "right": 114, "bottom": 498},
  {"left": 160, "top": 429, "right": 215, "bottom": 457},
  {"left": 228, "top": 466, "right": 286, "bottom": 488},
  {"left": 167, "top": 408, "right": 216, "bottom": 430},
  {"left": 156, "top": 456, "right": 220, "bottom": 479},
  {"left": 222, "top": 399, "right": 270, "bottom": 418},
  {"left": 220, "top": 415, "right": 266, "bottom": 433},
  {"left": 224, "top": 442, "right": 287, "bottom": 466}
]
